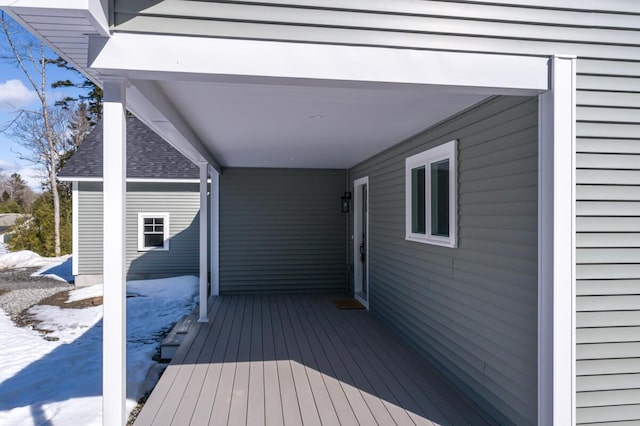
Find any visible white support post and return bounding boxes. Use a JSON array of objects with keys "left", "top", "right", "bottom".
[
  {"left": 209, "top": 166, "right": 220, "bottom": 296},
  {"left": 538, "top": 55, "right": 576, "bottom": 426},
  {"left": 72, "top": 181, "right": 79, "bottom": 277},
  {"left": 102, "top": 78, "right": 128, "bottom": 426},
  {"left": 198, "top": 161, "right": 209, "bottom": 322}
]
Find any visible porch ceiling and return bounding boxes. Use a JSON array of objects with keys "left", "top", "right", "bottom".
[{"left": 160, "top": 80, "right": 486, "bottom": 169}]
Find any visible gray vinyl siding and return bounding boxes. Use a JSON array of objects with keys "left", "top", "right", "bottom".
[
  {"left": 113, "top": 1, "right": 640, "bottom": 422},
  {"left": 219, "top": 168, "right": 347, "bottom": 294},
  {"left": 76, "top": 182, "right": 200, "bottom": 277},
  {"left": 77, "top": 182, "right": 103, "bottom": 275},
  {"left": 349, "top": 96, "right": 538, "bottom": 425},
  {"left": 575, "top": 58, "right": 640, "bottom": 426}
]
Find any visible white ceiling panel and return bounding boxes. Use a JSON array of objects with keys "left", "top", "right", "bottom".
[{"left": 161, "top": 80, "right": 486, "bottom": 169}]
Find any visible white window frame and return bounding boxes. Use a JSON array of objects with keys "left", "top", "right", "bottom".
[
  {"left": 405, "top": 139, "right": 458, "bottom": 248},
  {"left": 137, "top": 212, "right": 170, "bottom": 251}
]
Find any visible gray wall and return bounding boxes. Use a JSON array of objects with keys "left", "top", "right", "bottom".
[
  {"left": 113, "top": 2, "right": 640, "bottom": 422},
  {"left": 350, "top": 96, "right": 538, "bottom": 425},
  {"left": 77, "top": 181, "right": 200, "bottom": 278},
  {"left": 219, "top": 168, "right": 347, "bottom": 294}
]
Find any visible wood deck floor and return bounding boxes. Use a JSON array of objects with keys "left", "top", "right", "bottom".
[{"left": 134, "top": 294, "right": 493, "bottom": 426}]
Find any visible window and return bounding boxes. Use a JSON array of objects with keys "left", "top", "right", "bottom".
[
  {"left": 405, "top": 140, "right": 457, "bottom": 247},
  {"left": 138, "top": 213, "right": 170, "bottom": 251}
]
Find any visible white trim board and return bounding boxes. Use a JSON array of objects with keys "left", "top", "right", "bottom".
[
  {"left": 353, "top": 176, "right": 370, "bottom": 310},
  {"left": 198, "top": 162, "right": 209, "bottom": 322},
  {"left": 538, "top": 55, "right": 576, "bottom": 426},
  {"left": 59, "top": 177, "right": 205, "bottom": 183},
  {"left": 88, "top": 33, "right": 548, "bottom": 95},
  {"left": 209, "top": 165, "right": 220, "bottom": 297},
  {"left": 72, "top": 181, "right": 79, "bottom": 277}
]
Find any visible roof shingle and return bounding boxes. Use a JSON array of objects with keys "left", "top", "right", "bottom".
[{"left": 58, "top": 117, "right": 199, "bottom": 180}]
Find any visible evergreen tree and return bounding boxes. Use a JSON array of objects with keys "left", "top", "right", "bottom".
[
  {"left": 49, "top": 57, "right": 103, "bottom": 122},
  {"left": 8, "top": 189, "right": 72, "bottom": 256}
]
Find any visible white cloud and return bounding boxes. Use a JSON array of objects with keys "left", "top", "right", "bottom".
[
  {"left": 0, "top": 79, "right": 39, "bottom": 112},
  {"left": 16, "top": 165, "right": 44, "bottom": 192}
]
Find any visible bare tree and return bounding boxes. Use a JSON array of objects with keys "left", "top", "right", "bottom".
[{"left": 0, "top": 13, "right": 69, "bottom": 255}]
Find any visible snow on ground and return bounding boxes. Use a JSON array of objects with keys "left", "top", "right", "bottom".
[
  {"left": 0, "top": 250, "right": 69, "bottom": 271},
  {"left": 0, "top": 238, "right": 7, "bottom": 256},
  {"left": 67, "top": 284, "right": 104, "bottom": 303},
  {"left": 0, "top": 275, "right": 199, "bottom": 426}
]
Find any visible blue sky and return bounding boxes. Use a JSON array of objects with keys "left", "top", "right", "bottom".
[{"left": 0, "top": 15, "right": 86, "bottom": 191}]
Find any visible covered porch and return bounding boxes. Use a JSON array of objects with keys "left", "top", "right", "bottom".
[
  {"left": 134, "top": 293, "right": 491, "bottom": 425},
  {"left": 0, "top": 3, "right": 577, "bottom": 424}
]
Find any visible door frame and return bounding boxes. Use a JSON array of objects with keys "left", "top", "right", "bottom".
[{"left": 353, "top": 176, "right": 370, "bottom": 310}]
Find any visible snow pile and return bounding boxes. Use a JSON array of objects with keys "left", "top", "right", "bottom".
[
  {"left": 0, "top": 250, "right": 69, "bottom": 271},
  {"left": 67, "top": 284, "right": 103, "bottom": 303},
  {"left": 0, "top": 239, "right": 7, "bottom": 256},
  {"left": 0, "top": 275, "right": 199, "bottom": 425}
]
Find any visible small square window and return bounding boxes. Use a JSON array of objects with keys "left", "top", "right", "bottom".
[
  {"left": 138, "top": 213, "right": 170, "bottom": 251},
  {"left": 405, "top": 140, "right": 457, "bottom": 247}
]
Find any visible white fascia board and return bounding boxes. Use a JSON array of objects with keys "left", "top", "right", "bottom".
[
  {"left": 60, "top": 177, "right": 204, "bottom": 183},
  {"left": 58, "top": 177, "right": 103, "bottom": 182},
  {"left": 88, "top": 33, "right": 548, "bottom": 95},
  {"left": 0, "top": 0, "right": 108, "bottom": 35},
  {"left": 126, "top": 178, "right": 203, "bottom": 183}
]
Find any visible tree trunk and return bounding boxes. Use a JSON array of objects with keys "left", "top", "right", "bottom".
[
  {"left": 39, "top": 45, "right": 61, "bottom": 257},
  {"left": 50, "top": 166, "right": 61, "bottom": 256}
]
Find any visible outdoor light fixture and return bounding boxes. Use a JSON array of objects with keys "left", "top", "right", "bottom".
[{"left": 341, "top": 192, "right": 352, "bottom": 213}]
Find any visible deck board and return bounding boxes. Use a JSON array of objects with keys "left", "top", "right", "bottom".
[
  {"left": 190, "top": 296, "right": 239, "bottom": 424},
  {"left": 294, "top": 295, "right": 370, "bottom": 426},
  {"left": 135, "top": 294, "right": 494, "bottom": 425},
  {"left": 135, "top": 297, "right": 222, "bottom": 426},
  {"left": 282, "top": 295, "right": 339, "bottom": 425},
  {"left": 261, "top": 296, "right": 284, "bottom": 426},
  {"left": 169, "top": 297, "right": 227, "bottom": 425},
  {"left": 247, "top": 296, "right": 265, "bottom": 426},
  {"left": 269, "top": 296, "right": 303, "bottom": 426}
]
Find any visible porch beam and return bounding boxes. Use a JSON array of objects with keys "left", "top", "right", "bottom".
[
  {"left": 538, "top": 55, "right": 576, "bottom": 426},
  {"left": 102, "top": 78, "right": 128, "bottom": 426},
  {"left": 88, "top": 33, "right": 548, "bottom": 95},
  {"left": 198, "top": 161, "right": 209, "bottom": 322},
  {"left": 209, "top": 165, "right": 220, "bottom": 297},
  {"left": 127, "top": 79, "right": 222, "bottom": 173}
]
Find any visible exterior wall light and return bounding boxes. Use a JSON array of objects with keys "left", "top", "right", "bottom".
[{"left": 341, "top": 192, "right": 352, "bottom": 213}]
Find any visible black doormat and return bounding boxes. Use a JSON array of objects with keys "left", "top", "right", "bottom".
[{"left": 332, "top": 299, "right": 365, "bottom": 310}]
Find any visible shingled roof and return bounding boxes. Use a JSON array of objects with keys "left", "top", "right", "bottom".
[{"left": 58, "top": 116, "right": 199, "bottom": 180}]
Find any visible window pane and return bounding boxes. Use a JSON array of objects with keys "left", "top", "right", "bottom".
[
  {"left": 144, "top": 233, "right": 164, "bottom": 248},
  {"left": 154, "top": 224, "right": 164, "bottom": 232},
  {"left": 144, "top": 225, "right": 153, "bottom": 233},
  {"left": 155, "top": 218, "right": 164, "bottom": 225},
  {"left": 431, "top": 159, "right": 450, "bottom": 237},
  {"left": 144, "top": 218, "right": 153, "bottom": 225},
  {"left": 411, "top": 166, "right": 426, "bottom": 234}
]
